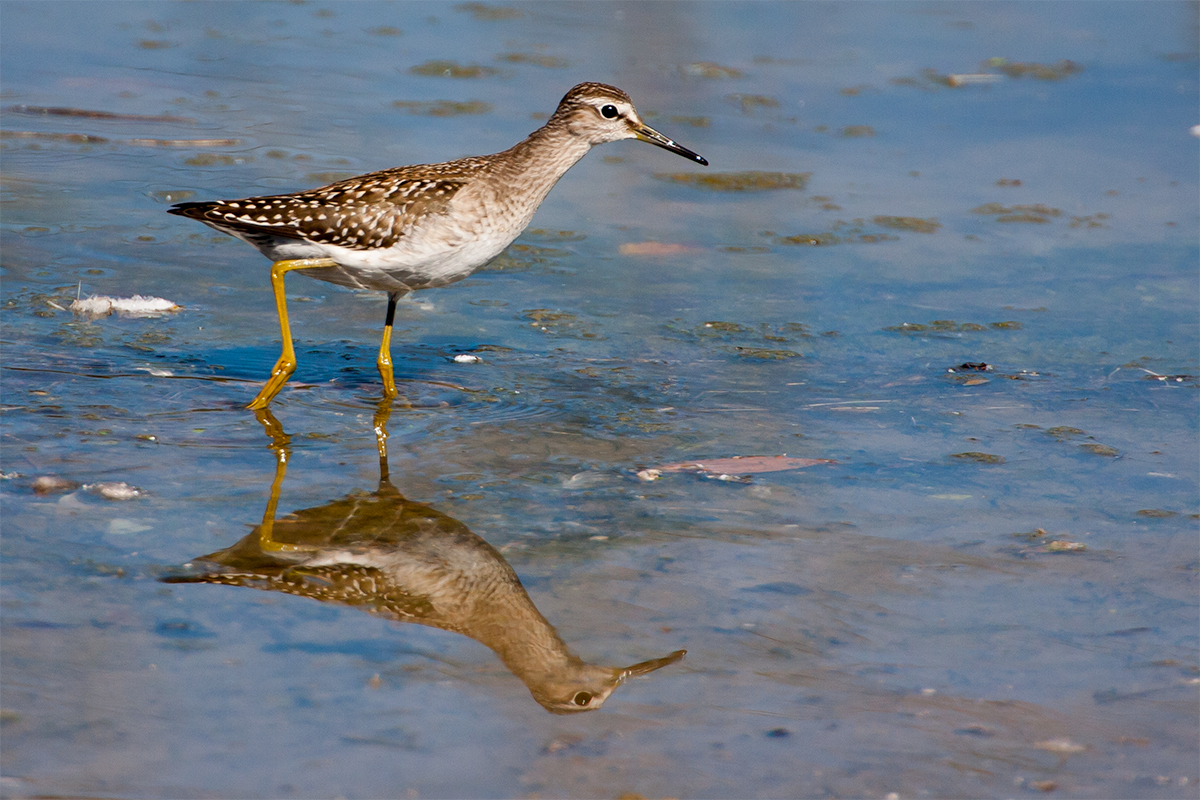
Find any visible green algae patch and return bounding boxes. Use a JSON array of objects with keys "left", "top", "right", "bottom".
[
  {"left": 702, "top": 321, "right": 755, "bottom": 334},
  {"left": 522, "top": 229, "right": 585, "bottom": 243},
  {"left": 482, "top": 243, "right": 570, "bottom": 273},
  {"left": 986, "top": 58, "right": 1083, "bottom": 81},
  {"left": 522, "top": 309, "right": 602, "bottom": 339},
  {"left": 1079, "top": 443, "right": 1120, "bottom": 457},
  {"left": 726, "top": 94, "right": 780, "bottom": 114},
  {"left": 873, "top": 215, "right": 940, "bottom": 233},
  {"left": 1044, "top": 540, "right": 1087, "bottom": 552},
  {"left": 498, "top": 53, "right": 568, "bottom": 69},
  {"left": 455, "top": 3, "right": 523, "bottom": 20},
  {"left": 409, "top": 60, "right": 499, "bottom": 78},
  {"left": 884, "top": 319, "right": 1024, "bottom": 334},
  {"left": 776, "top": 232, "right": 842, "bottom": 246},
  {"left": 1045, "top": 426, "right": 1086, "bottom": 440},
  {"left": 682, "top": 62, "right": 743, "bottom": 79},
  {"left": 729, "top": 347, "right": 802, "bottom": 360},
  {"left": 997, "top": 213, "right": 1050, "bottom": 224},
  {"left": 973, "top": 203, "right": 1063, "bottom": 224},
  {"left": 1136, "top": 509, "right": 1178, "bottom": 518},
  {"left": 393, "top": 100, "right": 492, "bottom": 116},
  {"left": 840, "top": 125, "right": 876, "bottom": 138},
  {"left": 950, "top": 452, "right": 1006, "bottom": 464},
  {"left": 1069, "top": 213, "right": 1111, "bottom": 229},
  {"left": 184, "top": 153, "right": 248, "bottom": 167},
  {"left": 655, "top": 171, "right": 809, "bottom": 192}
]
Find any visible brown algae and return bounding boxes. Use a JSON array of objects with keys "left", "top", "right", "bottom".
[
  {"left": 655, "top": 171, "right": 809, "bottom": 192},
  {"left": 950, "top": 452, "right": 1006, "bottom": 464}
]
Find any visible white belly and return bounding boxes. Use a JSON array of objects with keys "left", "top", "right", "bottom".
[{"left": 242, "top": 211, "right": 523, "bottom": 294}]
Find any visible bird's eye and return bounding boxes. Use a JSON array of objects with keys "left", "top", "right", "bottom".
[
  {"left": 600, "top": 104, "right": 619, "bottom": 119},
  {"left": 572, "top": 691, "right": 593, "bottom": 706}
]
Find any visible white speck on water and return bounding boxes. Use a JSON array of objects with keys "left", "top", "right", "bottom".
[{"left": 108, "top": 519, "right": 153, "bottom": 535}]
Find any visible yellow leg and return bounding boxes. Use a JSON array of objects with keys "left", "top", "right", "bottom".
[
  {"left": 247, "top": 257, "right": 338, "bottom": 410},
  {"left": 376, "top": 292, "right": 400, "bottom": 400},
  {"left": 252, "top": 408, "right": 313, "bottom": 554}
]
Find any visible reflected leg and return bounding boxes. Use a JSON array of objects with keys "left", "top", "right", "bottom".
[
  {"left": 373, "top": 396, "right": 393, "bottom": 481},
  {"left": 252, "top": 408, "right": 314, "bottom": 553},
  {"left": 247, "top": 257, "right": 339, "bottom": 410}
]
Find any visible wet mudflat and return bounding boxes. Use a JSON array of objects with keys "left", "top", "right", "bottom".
[{"left": 1, "top": 2, "right": 1197, "bottom": 798}]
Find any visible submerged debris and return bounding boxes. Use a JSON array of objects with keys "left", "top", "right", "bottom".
[{"left": 32, "top": 476, "right": 79, "bottom": 494}]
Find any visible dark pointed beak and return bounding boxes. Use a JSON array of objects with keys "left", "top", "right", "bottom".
[
  {"left": 618, "top": 649, "right": 687, "bottom": 681},
  {"left": 634, "top": 124, "right": 708, "bottom": 166}
]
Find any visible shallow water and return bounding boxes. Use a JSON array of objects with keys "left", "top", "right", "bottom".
[{"left": 2, "top": 2, "right": 1198, "bottom": 798}]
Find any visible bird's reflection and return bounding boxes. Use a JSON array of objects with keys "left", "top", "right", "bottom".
[{"left": 163, "top": 404, "right": 684, "bottom": 713}]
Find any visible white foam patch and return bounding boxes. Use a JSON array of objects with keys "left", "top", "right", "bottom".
[{"left": 71, "top": 295, "right": 181, "bottom": 318}]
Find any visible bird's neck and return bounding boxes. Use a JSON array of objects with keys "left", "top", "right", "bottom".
[
  {"left": 489, "top": 121, "right": 593, "bottom": 207},
  {"left": 454, "top": 581, "right": 583, "bottom": 682}
]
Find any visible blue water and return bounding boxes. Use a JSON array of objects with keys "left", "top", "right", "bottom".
[{"left": 2, "top": 2, "right": 1197, "bottom": 797}]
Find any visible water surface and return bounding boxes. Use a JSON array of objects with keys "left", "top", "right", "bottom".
[{"left": 2, "top": 2, "right": 1197, "bottom": 798}]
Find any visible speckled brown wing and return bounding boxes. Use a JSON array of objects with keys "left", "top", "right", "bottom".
[
  {"left": 163, "top": 562, "right": 439, "bottom": 621},
  {"left": 168, "top": 159, "right": 489, "bottom": 250}
]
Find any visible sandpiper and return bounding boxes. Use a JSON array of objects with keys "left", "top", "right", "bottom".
[{"left": 169, "top": 82, "right": 707, "bottom": 409}]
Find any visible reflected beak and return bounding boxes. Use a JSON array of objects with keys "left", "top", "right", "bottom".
[
  {"left": 618, "top": 649, "right": 687, "bottom": 681},
  {"left": 633, "top": 124, "right": 708, "bottom": 166}
]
